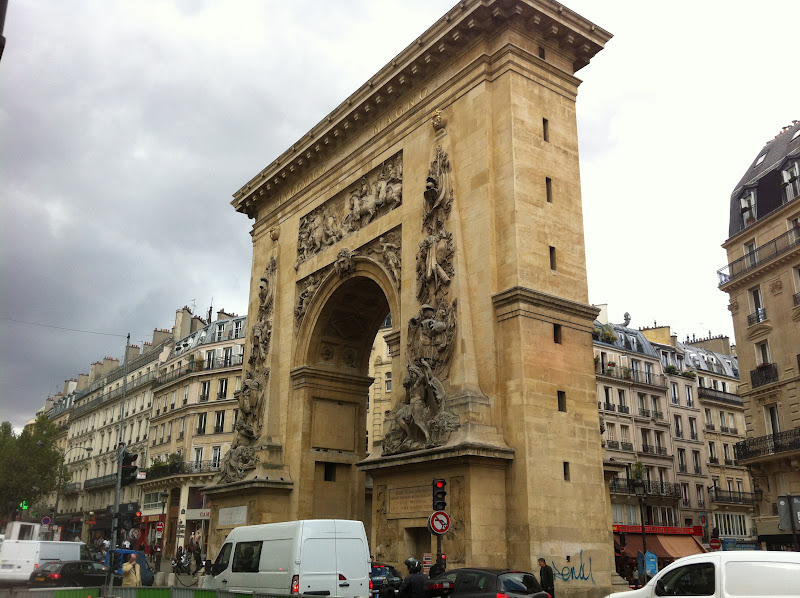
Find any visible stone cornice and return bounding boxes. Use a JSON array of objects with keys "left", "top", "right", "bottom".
[
  {"left": 357, "top": 441, "right": 514, "bottom": 472},
  {"left": 492, "top": 286, "right": 600, "bottom": 328},
  {"left": 290, "top": 365, "right": 374, "bottom": 392},
  {"left": 202, "top": 477, "right": 294, "bottom": 498},
  {"left": 231, "top": 0, "right": 611, "bottom": 218}
]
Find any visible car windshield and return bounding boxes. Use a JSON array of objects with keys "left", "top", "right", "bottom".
[
  {"left": 39, "top": 563, "right": 62, "bottom": 572},
  {"left": 372, "top": 566, "right": 389, "bottom": 576},
  {"left": 499, "top": 572, "right": 543, "bottom": 594}
]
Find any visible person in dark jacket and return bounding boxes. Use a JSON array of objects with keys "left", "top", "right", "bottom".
[
  {"left": 398, "top": 557, "right": 427, "bottom": 598},
  {"left": 538, "top": 558, "right": 555, "bottom": 597}
]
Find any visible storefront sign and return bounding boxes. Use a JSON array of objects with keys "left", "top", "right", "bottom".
[
  {"left": 185, "top": 509, "right": 211, "bottom": 520},
  {"left": 613, "top": 524, "right": 703, "bottom": 536},
  {"left": 143, "top": 515, "right": 164, "bottom": 523}
]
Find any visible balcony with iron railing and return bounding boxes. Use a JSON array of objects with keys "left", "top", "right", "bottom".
[
  {"left": 609, "top": 478, "right": 682, "bottom": 498},
  {"left": 596, "top": 364, "right": 667, "bottom": 388},
  {"left": 607, "top": 440, "right": 620, "bottom": 449},
  {"left": 641, "top": 444, "right": 656, "bottom": 454},
  {"left": 725, "top": 458, "right": 735, "bottom": 465},
  {"left": 196, "top": 427, "right": 206, "bottom": 436},
  {"left": 698, "top": 387, "right": 743, "bottom": 407},
  {"left": 618, "top": 405, "right": 630, "bottom": 414},
  {"left": 63, "top": 481, "right": 82, "bottom": 494},
  {"left": 682, "top": 498, "right": 690, "bottom": 507},
  {"left": 144, "top": 460, "right": 222, "bottom": 481},
  {"left": 621, "top": 441, "right": 634, "bottom": 451},
  {"left": 718, "top": 226, "right": 800, "bottom": 286},
  {"left": 709, "top": 456, "right": 719, "bottom": 464},
  {"left": 694, "top": 466, "right": 702, "bottom": 475},
  {"left": 751, "top": 363, "right": 779, "bottom": 388},
  {"left": 709, "top": 488, "right": 756, "bottom": 505},
  {"left": 638, "top": 408, "right": 651, "bottom": 418},
  {"left": 653, "top": 410, "right": 664, "bottom": 420},
  {"left": 84, "top": 473, "right": 117, "bottom": 490},
  {"left": 152, "top": 355, "right": 244, "bottom": 389},
  {"left": 604, "top": 402, "right": 616, "bottom": 412},
  {"left": 747, "top": 307, "right": 768, "bottom": 326},
  {"left": 735, "top": 427, "right": 800, "bottom": 461},
  {"left": 678, "top": 464, "right": 687, "bottom": 473}
]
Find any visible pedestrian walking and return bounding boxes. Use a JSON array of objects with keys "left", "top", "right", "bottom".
[
  {"left": 193, "top": 544, "right": 203, "bottom": 575},
  {"left": 538, "top": 558, "right": 555, "bottom": 598},
  {"left": 122, "top": 553, "right": 142, "bottom": 587}
]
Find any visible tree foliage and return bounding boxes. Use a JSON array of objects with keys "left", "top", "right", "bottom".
[{"left": 0, "top": 416, "right": 63, "bottom": 519}]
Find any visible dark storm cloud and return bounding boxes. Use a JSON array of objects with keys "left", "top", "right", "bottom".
[{"left": 0, "top": 0, "right": 457, "bottom": 429}]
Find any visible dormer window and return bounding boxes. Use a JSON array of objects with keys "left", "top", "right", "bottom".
[
  {"left": 215, "top": 323, "right": 225, "bottom": 342},
  {"left": 740, "top": 191, "right": 756, "bottom": 226},
  {"left": 755, "top": 154, "right": 766, "bottom": 166},
  {"left": 782, "top": 161, "right": 800, "bottom": 202}
]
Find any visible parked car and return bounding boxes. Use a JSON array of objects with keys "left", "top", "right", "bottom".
[
  {"left": 606, "top": 550, "right": 800, "bottom": 598},
  {"left": 371, "top": 562, "right": 403, "bottom": 598},
  {"left": 27, "top": 560, "right": 120, "bottom": 587},
  {"left": 429, "top": 568, "right": 549, "bottom": 598}
]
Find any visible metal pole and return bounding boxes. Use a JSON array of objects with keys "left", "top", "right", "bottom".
[
  {"left": 105, "top": 334, "right": 131, "bottom": 592},
  {"left": 639, "top": 497, "right": 648, "bottom": 586}
]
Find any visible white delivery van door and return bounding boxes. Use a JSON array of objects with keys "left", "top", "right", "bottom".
[
  {"left": 336, "top": 537, "right": 369, "bottom": 598},
  {"left": 301, "top": 537, "right": 338, "bottom": 596}
]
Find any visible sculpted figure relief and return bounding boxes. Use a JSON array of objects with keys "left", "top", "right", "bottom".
[
  {"left": 295, "top": 153, "right": 403, "bottom": 269},
  {"left": 382, "top": 359, "right": 458, "bottom": 455},
  {"left": 383, "top": 131, "right": 460, "bottom": 457},
  {"left": 369, "top": 233, "right": 402, "bottom": 289},
  {"left": 218, "top": 257, "right": 276, "bottom": 484},
  {"left": 219, "top": 444, "right": 259, "bottom": 484},
  {"left": 334, "top": 248, "right": 358, "bottom": 278},
  {"left": 294, "top": 274, "right": 320, "bottom": 326}
]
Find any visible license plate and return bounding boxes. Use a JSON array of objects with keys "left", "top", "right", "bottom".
[{"left": 36, "top": 576, "right": 46, "bottom": 582}]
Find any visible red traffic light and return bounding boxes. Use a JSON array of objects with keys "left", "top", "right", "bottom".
[
  {"left": 435, "top": 480, "right": 445, "bottom": 489},
  {"left": 135, "top": 511, "right": 142, "bottom": 517}
]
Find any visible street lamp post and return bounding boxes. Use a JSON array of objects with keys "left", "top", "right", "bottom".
[
  {"left": 52, "top": 446, "right": 93, "bottom": 539},
  {"left": 633, "top": 478, "right": 648, "bottom": 586}
]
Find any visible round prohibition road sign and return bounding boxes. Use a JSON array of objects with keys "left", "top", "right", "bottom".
[{"left": 428, "top": 511, "right": 451, "bottom": 535}]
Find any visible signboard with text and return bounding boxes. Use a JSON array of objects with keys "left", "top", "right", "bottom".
[{"left": 613, "top": 524, "right": 703, "bottom": 536}]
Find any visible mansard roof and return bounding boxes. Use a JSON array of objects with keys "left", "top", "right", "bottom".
[{"left": 728, "top": 120, "right": 800, "bottom": 238}]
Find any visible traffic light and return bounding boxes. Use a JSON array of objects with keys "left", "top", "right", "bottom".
[
  {"left": 133, "top": 511, "right": 143, "bottom": 528},
  {"left": 120, "top": 451, "right": 139, "bottom": 487},
  {"left": 432, "top": 478, "right": 447, "bottom": 511}
]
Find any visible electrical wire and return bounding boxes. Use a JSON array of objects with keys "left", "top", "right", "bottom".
[{"left": 0, "top": 316, "right": 128, "bottom": 338}]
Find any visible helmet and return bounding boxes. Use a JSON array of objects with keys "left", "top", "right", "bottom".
[{"left": 404, "top": 558, "right": 422, "bottom": 574}]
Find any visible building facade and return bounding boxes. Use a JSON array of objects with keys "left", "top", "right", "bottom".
[
  {"left": 138, "top": 309, "right": 246, "bottom": 559},
  {"left": 719, "top": 120, "right": 800, "bottom": 550},
  {"left": 595, "top": 312, "right": 754, "bottom": 573}
]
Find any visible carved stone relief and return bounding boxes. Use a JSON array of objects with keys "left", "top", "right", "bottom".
[
  {"left": 384, "top": 121, "right": 460, "bottom": 456},
  {"left": 728, "top": 297, "right": 739, "bottom": 315},
  {"left": 296, "top": 152, "right": 403, "bottom": 269},
  {"left": 219, "top": 256, "right": 276, "bottom": 484},
  {"left": 447, "top": 476, "right": 466, "bottom": 564},
  {"left": 769, "top": 277, "right": 783, "bottom": 296},
  {"left": 367, "top": 232, "right": 402, "bottom": 290},
  {"left": 335, "top": 248, "right": 359, "bottom": 278}
]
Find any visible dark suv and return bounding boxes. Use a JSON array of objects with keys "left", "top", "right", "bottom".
[
  {"left": 371, "top": 563, "right": 403, "bottom": 598},
  {"left": 430, "top": 568, "right": 550, "bottom": 598}
]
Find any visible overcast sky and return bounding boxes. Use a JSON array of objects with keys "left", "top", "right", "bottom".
[{"left": 1, "top": 1, "right": 797, "bottom": 431}]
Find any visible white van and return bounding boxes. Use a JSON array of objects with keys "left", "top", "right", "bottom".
[
  {"left": 0, "top": 540, "right": 91, "bottom": 585},
  {"left": 607, "top": 550, "right": 800, "bottom": 598},
  {"left": 203, "top": 519, "right": 370, "bottom": 597}
]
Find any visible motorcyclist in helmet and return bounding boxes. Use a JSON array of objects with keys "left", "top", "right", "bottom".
[{"left": 398, "top": 557, "right": 427, "bottom": 598}]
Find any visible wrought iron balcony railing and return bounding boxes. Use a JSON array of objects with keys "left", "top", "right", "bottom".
[
  {"left": 152, "top": 354, "right": 244, "bottom": 389},
  {"left": 709, "top": 488, "right": 755, "bottom": 505},
  {"left": 751, "top": 363, "right": 779, "bottom": 388},
  {"left": 698, "top": 387, "right": 743, "bottom": 406},
  {"left": 604, "top": 402, "right": 616, "bottom": 412},
  {"left": 653, "top": 410, "right": 664, "bottom": 420},
  {"left": 607, "top": 440, "right": 620, "bottom": 449},
  {"left": 747, "top": 308, "right": 768, "bottom": 326},
  {"left": 596, "top": 364, "right": 667, "bottom": 388},
  {"left": 641, "top": 444, "right": 656, "bottom": 454},
  {"left": 618, "top": 405, "right": 630, "bottom": 414},
  {"left": 63, "top": 481, "right": 82, "bottom": 494},
  {"left": 84, "top": 473, "right": 117, "bottom": 490},
  {"left": 709, "top": 456, "right": 719, "bottom": 464},
  {"left": 706, "top": 422, "right": 715, "bottom": 430},
  {"left": 639, "top": 408, "right": 651, "bottom": 418},
  {"left": 718, "top": 226, "right": 800, "bottom": 286},
  {"left": 735, "top": 428, "right": 800, "bottom": 461},
  {"left": 144, "top": 460, "right": 222, "bottom": 481},
  {"left": 609, "top": 478, "right": 682, "bottom": 498},
  {"left": 621, "top": 441, "right": 634, "bottom": 451}
]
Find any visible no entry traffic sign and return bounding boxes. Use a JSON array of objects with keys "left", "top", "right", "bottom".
[
  {"left": 709, "top": 538, "right": 721, "bottom": 550},
  {"left": 155, "top": 521, "right": 164, "bottom": 533},
  {"left": 428, "top": 511, "right": 450, "bottom": 535}
]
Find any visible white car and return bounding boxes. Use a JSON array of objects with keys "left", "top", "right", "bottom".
[{"left": 607, "top": 550, "right": 800, "bottom": 598}]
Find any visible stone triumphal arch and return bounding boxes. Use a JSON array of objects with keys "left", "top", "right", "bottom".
[{"left": 205, "top": 1, "right": 613, "bottom": 595}]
